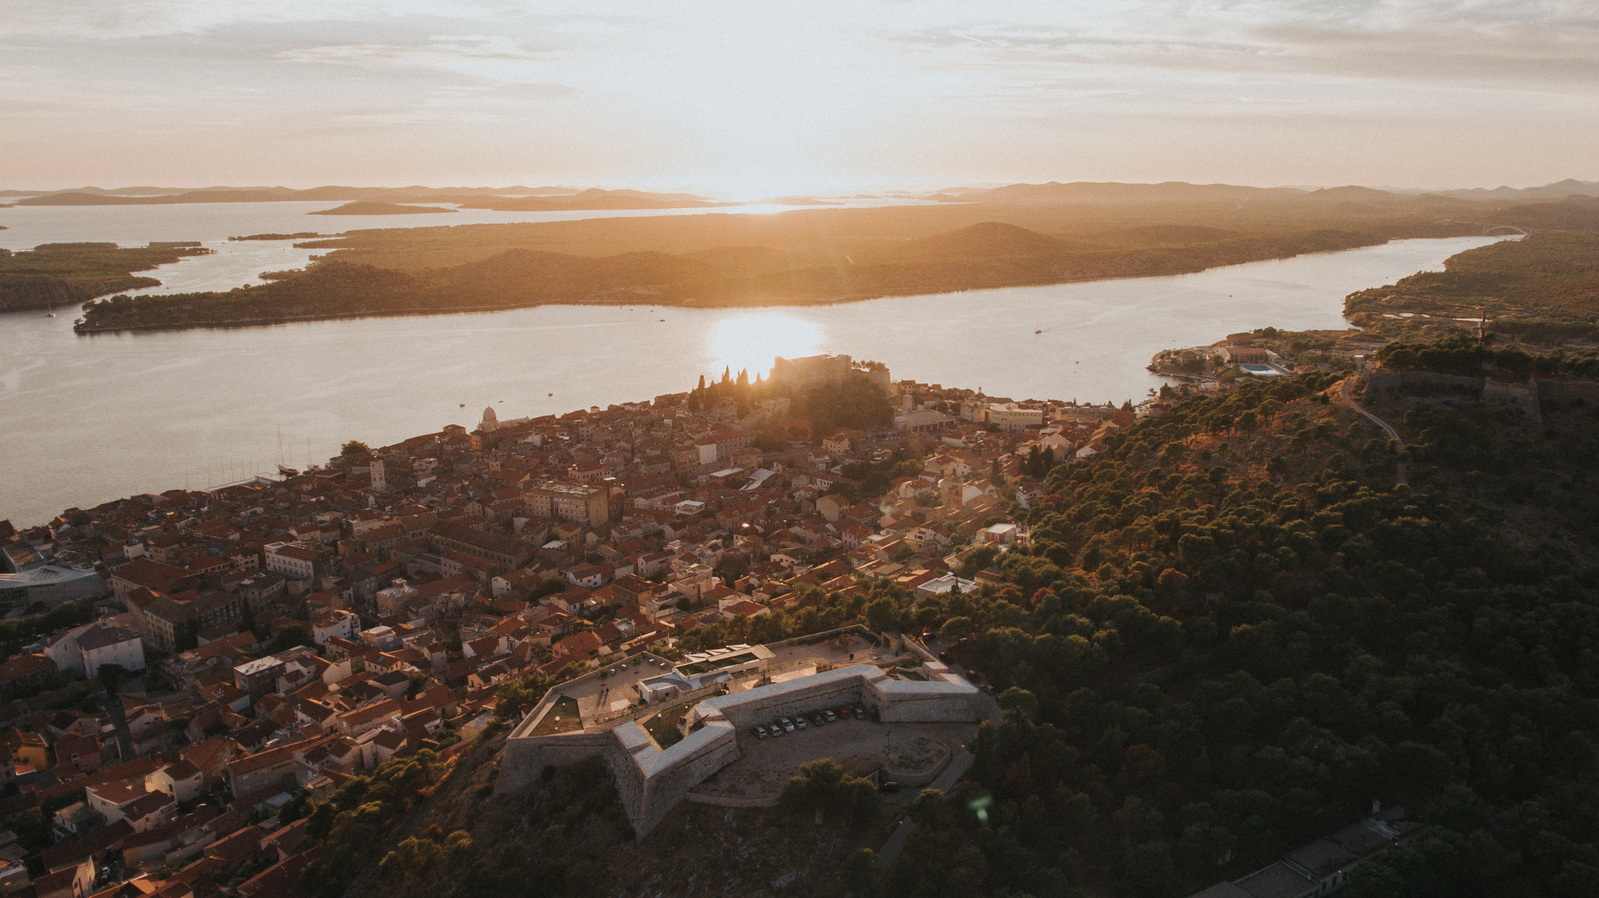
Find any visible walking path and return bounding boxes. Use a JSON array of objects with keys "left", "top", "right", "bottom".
[
  {"left": 1335, "top": 376, "right": 1407, "bottom": 485},
  {"left": 875, "top": 746, "right": 976, "bottom": 870}
]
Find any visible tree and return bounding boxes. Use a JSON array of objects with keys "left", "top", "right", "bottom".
[
  {"left": 842, "top": 847, "right": 880, "bottom": 895},
  {"left": 866, "top": 597, "right": 899, "bottom": 634},
  {"left": 780, "top": 758, "right": 883, "bottom": 827},
  {"left": 340, "top": 440, "right": 370, "bottom": 456},
  {"left": 97, "top": 663, "right": 131, "bottom": 695},
  {"left": 940, "top": 616, "right": 975, "bottom": 643},
  {"left": 998, "top": 687, "right": 1038, "bottom": 724}
]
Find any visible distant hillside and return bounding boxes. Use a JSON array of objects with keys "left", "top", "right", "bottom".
[
  {"left": 13, "top": 184, "right": 598, "bottom": 206},
  {"left": 456, "top": 188, "right": 726, "bottom": 212},
  {"left": 936, "top": 180, "right": 1307, "bottom": 204},
  {"left": 1430, "top": 178, "right": 1599, "bottom": 201}
]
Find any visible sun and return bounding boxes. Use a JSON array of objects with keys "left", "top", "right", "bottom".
[{"left": 707, "top": 313, "right": 823, "bottom": 381}]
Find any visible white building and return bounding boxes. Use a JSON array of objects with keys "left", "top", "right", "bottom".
[
  {"left": 145, "top": 760, "right": 203, "bottom": 803},
  {"left": 311, "top": 609, "right": 360, "bottom": 647},
  {"left": 986, "top": 403, "right": 1045, "bottom": 433},
  {"left": 263, "top": 542, "right": 318, "bottom": 581},
  {"left": 43, "top": 621, "right": 145, "bottom": 679}
]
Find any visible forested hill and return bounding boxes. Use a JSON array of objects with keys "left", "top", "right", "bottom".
[
  {"left": 881, "top": 354, "right": 1599, "bottom": 898},
  {"left": 1346, "top": 231, "right": 1599, "bottom": 341}
]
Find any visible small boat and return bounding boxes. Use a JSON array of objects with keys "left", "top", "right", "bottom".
[
  {"left": 1034, "top": 329, "right": 1041, "bottom": 334},
  {"left": 277, "top": 464, "right": 299, "bottom": 477},
  {"left": 459, "top": 403, "right": 465, "bottom": 407}
]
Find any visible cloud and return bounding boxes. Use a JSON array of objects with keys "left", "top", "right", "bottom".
[
  {"left": 887, "top": 2, "right": 1599, "bottom": 88},
  {"left": 280, "top": 35, "right": 545, "bottom": 68}
]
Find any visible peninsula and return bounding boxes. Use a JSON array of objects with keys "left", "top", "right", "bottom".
[{"left": 0, "top": 241, "right": 212, "bottom": 312}]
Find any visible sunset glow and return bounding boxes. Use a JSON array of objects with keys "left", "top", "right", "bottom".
[
  {"left": 707, "top": 313, "right": 823, "bottom": 382},
  {"left": 3, "top": 1, "right": 1595, "bottom": 192}
]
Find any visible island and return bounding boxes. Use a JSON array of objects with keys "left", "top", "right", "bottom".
[{"left": 309, "top": 201, "right": 456, "bottom": 216}]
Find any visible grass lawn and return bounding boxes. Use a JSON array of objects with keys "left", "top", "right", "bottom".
[
  {"left": 643, "top": 701, "right": 692, "bottom": 748},
  {"left": 530, "top": 696, "right": 581, "bottom": 736}
]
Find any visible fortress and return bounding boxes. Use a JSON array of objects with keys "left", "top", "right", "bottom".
[{"left": 496, "top": 659, "right": 981, "bottom": 839}]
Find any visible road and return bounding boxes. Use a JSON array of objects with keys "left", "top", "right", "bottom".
[
  {"left": 875, "top": 745, "right": 976, "bottom": 870},
  {"left": 874, "top": 650, "right": 1000, "bottom": 872},
  {"left": 1335, "top": 376, "right": 1407, "bottom": 485}
]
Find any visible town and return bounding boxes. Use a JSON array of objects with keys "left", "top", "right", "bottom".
[{"left": 0, "top": 352, "right": 1177, "bottom": 898}]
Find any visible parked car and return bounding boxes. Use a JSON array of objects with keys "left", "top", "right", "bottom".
[
  {"left": 811, "top": 712, "right": 826, "bottom": 726},
  {"left": 752, "top": 725, "right": 767, "bottom": 739},
  {"left": 852, "top": 703, "right": 867, "bottom": 718},
  {"left": 823, "top": 709, "right": 838, "bottom": 722},
  {"left": 770, "top": 721, "right": 784, "bottom": 737},
  {"left": 879, "top": 781, "right": 901, "bottom": 794},
  {"left": 795, "top": 715, "right": 807, "bottom": 729},
  {"left": 780, "top": 718, "right": 795, "bottom": 732},
  {"left": 834, "top": 706, "right": 851, "bottom": 719}
]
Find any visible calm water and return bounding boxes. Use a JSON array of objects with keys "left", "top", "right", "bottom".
[{"left": 0, "top": 224, "right": 1504, "bottom": 528}]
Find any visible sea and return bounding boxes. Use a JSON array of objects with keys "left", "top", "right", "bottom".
[{"left": 0, "top": 198, "right": 1508, "bottom": 527}]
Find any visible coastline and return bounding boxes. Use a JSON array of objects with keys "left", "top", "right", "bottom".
[{"left": 5, "top": 236, "right": 1499, "bottom": 529}]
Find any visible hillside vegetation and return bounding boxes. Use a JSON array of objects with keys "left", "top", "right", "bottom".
[
  {"left": 1347, "top": 232, "right": 1599, "bottom": 341},
  {"left": 873, "top": 356, "right": 1599, "bottom": 898}
]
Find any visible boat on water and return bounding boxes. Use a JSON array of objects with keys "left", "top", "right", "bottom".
[{"left": 277, "top": 464, "right": 300, "bottom": 477}]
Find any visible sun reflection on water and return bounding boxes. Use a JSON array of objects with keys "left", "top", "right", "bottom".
[{"left": 708, "top": 313, "right": 823, "bottom": 380}]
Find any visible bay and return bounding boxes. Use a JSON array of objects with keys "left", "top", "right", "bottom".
[{"left": 0, "top": 233, "right": 1504, "bottom": 528}]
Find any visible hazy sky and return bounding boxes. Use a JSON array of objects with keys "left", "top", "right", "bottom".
[{"left": 4, "top": 0, "right": 1595, "bottom": 197}]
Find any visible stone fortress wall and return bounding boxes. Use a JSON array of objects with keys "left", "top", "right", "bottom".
[
  {"left": 1364, "top": 370, "right": 1599, "bottom": 428},
  {"left": 497, "top": 660, "right": 980, "bottom": 839}
]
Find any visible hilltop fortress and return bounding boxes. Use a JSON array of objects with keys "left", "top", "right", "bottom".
[{"left": 496, "top": 645, "right": 981, "bottom": 839}]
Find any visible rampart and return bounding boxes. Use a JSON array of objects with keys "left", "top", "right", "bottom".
[
  {"left": 1363, "top": 370, "right": 1599, "bottom": 428},
  {"left": 1363, "top": 370, "right": 1482, "bottom": 399},
  {"left": 497, "top": 661, "right": 980, "bottom": 839}
]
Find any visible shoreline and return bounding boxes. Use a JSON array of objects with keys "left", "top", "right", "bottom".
[{"left": 6, "top": 235, "right": 1501, "bottom": 529}]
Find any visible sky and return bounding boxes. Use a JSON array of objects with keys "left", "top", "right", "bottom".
[{"left": 3, "top": 0, "right": 1596, "bottom": 198}]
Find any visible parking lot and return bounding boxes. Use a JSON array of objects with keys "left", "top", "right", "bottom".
[
  {"left": 688, "top": 710, "right": 978, "bottom": 802},
  {"left": 560, "top": 654, "right": 677, "bottom": 725}
]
